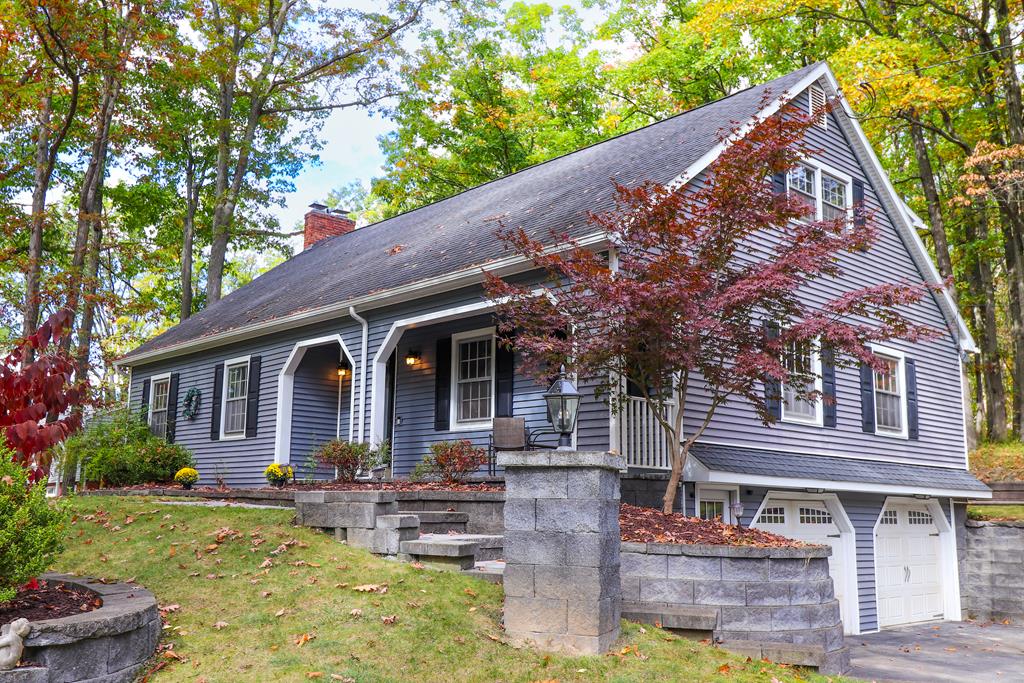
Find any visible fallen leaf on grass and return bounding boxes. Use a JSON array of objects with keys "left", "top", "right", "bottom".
[
  {"left": 275, "top": 609, "right": 287, "bottom": 618},
  {"left": 381, "top": 615, "right": 398, "bottom": 626},
  {"left": 259, "top": 559, "right": 273, "bottom": 569},
  {"left": 464, "top": 588, "right": 477, "bottom": 597},
  {"left": 349, "top": 609, "right": 363, "bottom": 618},
  {"left": 330, "top": 676, "right": 355, "bottom": 682},
  {"left": 212, "top": 621, "right": 229, "bottom": 630},
  {"left": 294, "top": 632, "right": 316, "bottom": 647},
  {"left": 306, "top": 673, "right": 323, "bottom": 679},
  {"left": 260, "top": 591, "right": 272, "bottom": 599},
  {"left": 353, "top": 584, "right": 387, "bottom": 594},
  {"left": 717, "top": 663, "right": 731, "bottom": 674}
]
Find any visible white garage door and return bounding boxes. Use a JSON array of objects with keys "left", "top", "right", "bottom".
[
  {"left": 752, "top": 499, "right": 850, "bottom": 629},
  {"left": 875, "top": 503, "right": 944, "bottom": 627}
]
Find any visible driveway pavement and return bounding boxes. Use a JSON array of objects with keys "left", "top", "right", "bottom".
[{"left": 847, "top": 620, "right": 1024, "bottom": 682}]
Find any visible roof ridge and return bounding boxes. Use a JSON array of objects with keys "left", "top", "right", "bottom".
[{"left": 314, "top": 63, "right": 824, "bottom": 245}]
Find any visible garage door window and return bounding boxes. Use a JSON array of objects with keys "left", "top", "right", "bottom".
[
  {"left": 907, "top": 509, "right": 933, "bottom": 525},
  {"left": 799, "top": 506, "right": 833, "bottom": 524},
  {"left": 880, "top": 509, "right": 897, "bottom": 525},
  {"left": 757, "top": 506, "right": 786, "bottom": 524}
]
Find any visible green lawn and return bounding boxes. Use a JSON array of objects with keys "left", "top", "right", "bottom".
[
  {"left": 54, "top": 496, "right": 849, "bottom": 682},
  {"left": 968, "top": 504, "right": 1024, "bottom": 521}
]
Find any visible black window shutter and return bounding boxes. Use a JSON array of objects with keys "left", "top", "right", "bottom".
[
  {"left": 210, "top": 363, "right": 224, "bottom": 440},
  {"left": 495, "top": 335, "right": 515, "bottom": 418},
  {"left": 821, "top": 347, "right": 837, "bottom": 428},
  {"left": 140, "top": 378, "right": 151, "bottom": 424},
  {"left": 434, "top": 337, "right": 451, "bottom": 431},
  {"left": 906, "top": 358, "right": 919, "bottom": 440},
  {"left": 852, "top": 179, "right": 866, "bottom": 229},
  {"left": 245, "top": 356, "right": 262, "bottom": 438},
  {"left": 859, "top": 361, "right": 875, "bottom": 433},
  {"left": 166, "top": 373, "right": 180, "bottom": 442},
  {"left": 764, "top": 321, "right": 782, "bottom": 420},
  {"left": 772, "top": 171, "right": 787, "bottom": 195}
]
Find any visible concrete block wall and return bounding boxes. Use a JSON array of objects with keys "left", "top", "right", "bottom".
[
  {"left": 961, "top": 519, "right": 1024, "bottom": 622},
  {"left": 499, "top": 451, "right": 625, "bottom": 655},
  {"left": 620, "top": 542, "right": 847, "bottom": 674},
  {"left": 294, "top": 491, "right": 419, "bottom": 555}
]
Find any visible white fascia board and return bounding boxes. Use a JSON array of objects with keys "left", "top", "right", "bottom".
[
  {"left": 693, "top": 468, "right": 992, "bottom": 499},
  {"left": 116, "top": 233, "right": 610, "bottom": 368}
]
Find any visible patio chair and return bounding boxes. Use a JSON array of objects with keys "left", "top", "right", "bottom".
[{"left": 487, "top": 417, "right": 556, "bottom": 476}]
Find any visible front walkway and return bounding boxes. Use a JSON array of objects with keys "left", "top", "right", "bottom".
[{"left": 847, "top": 621, "right": 1024, "bottom": 682}]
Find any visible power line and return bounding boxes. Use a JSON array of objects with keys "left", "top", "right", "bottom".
[{"left": 855, "top": 42, "right": 1021, "bottom": 89}]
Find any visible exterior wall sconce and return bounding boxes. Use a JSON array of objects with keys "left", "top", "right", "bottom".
[
  {"left": 729, "top": 500, "right": 746, "bottom": 525},
  {"left": 337, "top": 361, "right": 350, "bottom": 378},
  {"left": 405, "top": 350, "right": 420, "bottom": 366}
]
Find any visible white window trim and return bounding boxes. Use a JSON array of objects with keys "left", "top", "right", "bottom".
[
  {"left": 780, "top": 338, "right": 824, "bottom": 427},
  {"left": 694, "top": 484, "right": 740, "bottom": 524},
  {"left": 147, "top": 372, "right": 172, "bottom": 433},
  {"left": 786, "top": 159, "right": 854, "bottom": 227},
  {"left": 868, "top": 344, "right": 909, "bottom": 440},
  {"left": 220, "top": 354, "right": 251, "bottom": 441},
  {"left": 449, "top": 327, "right": 496, "bottom": 431}
]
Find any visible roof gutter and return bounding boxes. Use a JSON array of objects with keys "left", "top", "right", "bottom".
[{"left": 116, "top": 233, "right": 610, "bottom": 368}]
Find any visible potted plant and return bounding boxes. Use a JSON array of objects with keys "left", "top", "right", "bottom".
[
  {"left": 174, "top": 467, "right": 199, "bottom": 490},
  {"left": 264, "top": 463, "right": 292, "bottom": 488}
]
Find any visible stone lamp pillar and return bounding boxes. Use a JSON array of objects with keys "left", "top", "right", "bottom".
[{"left": 498, "top": 450, "right": 624, "bottom": 655}]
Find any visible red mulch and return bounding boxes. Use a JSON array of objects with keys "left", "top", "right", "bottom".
[
  {"left": 618, "top": 503, "right": 809, "bottom": 547},
  {"left": 280, "top": 480, "right": 505, "bottom": 492},
  {"left": 0, "top": 580, "right": 101, "bottom": 624}
]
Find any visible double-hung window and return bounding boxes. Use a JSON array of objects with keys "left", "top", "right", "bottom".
[
  {"left": 149, "top": 375, "right": 171, "bottom": 437},
  {"left": 787, "top": 162, "right": 852, "bottom": 226},
  {"left": 781, "top": 339, "right": 821, "bottom": 424},
  {"left": 452, "top": 329, "right": 494, "bottom": 426},
  {"left": 222, "top": 358, "right": 250, "bottom": 438},
  {"left": 873, "top": 353, "right": 904, "bottom": 435}
]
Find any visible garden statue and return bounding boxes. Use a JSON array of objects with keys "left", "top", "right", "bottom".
[{"left": 0, "top": 618, "right": 31, "bottom": 670}]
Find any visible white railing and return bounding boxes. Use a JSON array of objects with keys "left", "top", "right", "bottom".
[{"left": 618, "top": 396, "right": 675, "bottom": 470}]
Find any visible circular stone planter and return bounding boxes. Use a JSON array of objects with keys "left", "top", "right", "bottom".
[{"left": 0, "top": 574, "right": 160, "bottom": 683}]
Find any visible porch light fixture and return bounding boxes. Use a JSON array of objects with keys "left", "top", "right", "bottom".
[
  {"left": 729, "top": 500, "right": 746, "bottom": 525},
  {"left": 405, "top": 349, "right": 420, "bottom": 366},
  {"left": 337, "top": 361, "right": 350, "bottom": 378},
  {"left": 544, "top": 364, "right": 581, "bottom": 450}
]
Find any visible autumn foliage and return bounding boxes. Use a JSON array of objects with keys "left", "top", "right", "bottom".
[
  {"left": 618, "top": 504, "right": 802, "bottom": 547},
  {"left": 487, "top": 100, "right": 939, "bottom": 512},
  {"left": 1, "top": 310, "right": 85, "bottom": 477}
]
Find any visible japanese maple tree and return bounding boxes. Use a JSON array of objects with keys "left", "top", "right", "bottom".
[
  {"left": 1, "top": 309, "right": 85, "bottom": 479},
  {"left": 486, "top": 103, "right": 939, "bottom": 513}
]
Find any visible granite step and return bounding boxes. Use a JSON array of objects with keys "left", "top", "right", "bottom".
[
  {"left": 721, "top": 640, "right": 849, "bottom": 675},
  {"left": 463, "top": 559, "right": 506, "bottom": 584},
  {"left": 398, "top": 536, "right": 481, "bottom": 570},
  {"left": 413, "top": 511, "right": 469, "bottom": 534}
]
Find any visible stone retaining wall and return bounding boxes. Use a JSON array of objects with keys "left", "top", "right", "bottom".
[
  {"left": 960, "top": 519, "right": 1024, "bottom": 622},
  {"left": 1, "top": 574, "right": 160, "bottom": 683},
  {"left": 620, "top": 542, "right": 847, "bottom": 674},
  {"left": 394, "top": 491, "right": 504, "bottom": 534}
]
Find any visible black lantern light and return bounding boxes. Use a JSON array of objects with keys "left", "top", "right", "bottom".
[
  {"left": 544, "top": 364, "right": 581, "bottom": 450},
  {"left": 337, "top": 360, "right": 350, "bottom": 378}
]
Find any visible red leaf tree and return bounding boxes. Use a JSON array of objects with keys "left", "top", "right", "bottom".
[
  {"left": 1, "top": 309, "right": 85, "bottom": 479},
  {"left": 486, "top": 103, "right": 940, "bottom": 513}
]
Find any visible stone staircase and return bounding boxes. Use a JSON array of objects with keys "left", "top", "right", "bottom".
[
  {"left": 413, "top": 511, "right": 469, "bottom": 534},
  {"left": 398, "top": 533, "right": 504, "bottom": 570}
]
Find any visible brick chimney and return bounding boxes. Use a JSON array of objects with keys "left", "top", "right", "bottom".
[{"left": 303, "top": 202, "right": 355, "bottom": 249}]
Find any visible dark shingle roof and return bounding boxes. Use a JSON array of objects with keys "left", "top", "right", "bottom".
[
  {"left": 690, "top": 442, "right": 990, "bottom": 493},
  {"left": 122, "top": 64, "right": 823, "bottom": 363}
]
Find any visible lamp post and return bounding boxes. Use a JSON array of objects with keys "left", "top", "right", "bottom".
[
  {"left": 544, "top": 365, "right": 581, "bottom": 450},
  {"left": 729, "top": 500, "right": 746, "bottom": 527}
]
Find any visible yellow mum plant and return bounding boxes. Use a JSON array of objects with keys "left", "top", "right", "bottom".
[
  {"left": 174, "top": 467, "right": 199, "bottom": 488},
  {"left": 264, "top": 463, "right": 292, "bottom": 486}
]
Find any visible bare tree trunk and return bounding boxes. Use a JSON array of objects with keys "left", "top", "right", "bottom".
[
  {"left": 908, "top": 115, "right": 955, "bottom": 284},
  {"left": 23, "top": 95, "right": 52, "bottom": 346},
  {"left": 967, "top": 206, "right": 1008, "bottom": 440},
  {"left": 74, "top": 216, "right": 103, "bottom": 383},
  {"left": 180, "top": 151, "right": 199, "bottom": 319}
]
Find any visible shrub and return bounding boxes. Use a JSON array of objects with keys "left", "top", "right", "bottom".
[
  {"left": 0, "top": 449, "right": 69, "bottom": 602},
  {"left": 62, "top": 408, "right": 195, "bottom": 487},
  {"left": 313, "top": 439, "right": 392, "bottom": 482},
  {"left": 174, "top": 467, "right": 199, "bottom": 487},
  {"left": 264, "top": 463, "right": 293, "bottom": 485},
  {"left": 410, "top": 440, "right": 487, "bottom": 485}
]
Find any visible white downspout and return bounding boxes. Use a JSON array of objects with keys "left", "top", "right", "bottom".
[{"left": 349, "top": 306, "right": 369, "bottom": 442}]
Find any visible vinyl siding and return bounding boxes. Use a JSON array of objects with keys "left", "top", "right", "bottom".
[
  {"left": 683, "top": 94, "right": 967, "bottom": 470},
  {"left": 290, "top": 343, "right": 351, "bottom": 479}
]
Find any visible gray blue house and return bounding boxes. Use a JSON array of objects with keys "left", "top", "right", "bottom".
[{"left": 118, "top": 62, "right": 989, "bottom": 637}]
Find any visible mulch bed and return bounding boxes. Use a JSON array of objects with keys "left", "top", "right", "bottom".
[
  {"left": 618, "top": 503, "right": 808, "bottom": 547},
  {"left": 280, "top": 480, "right": 505, "bottom": 492},
  {"left": 0, "top": 580, "right": 101, "bottom": 624}
]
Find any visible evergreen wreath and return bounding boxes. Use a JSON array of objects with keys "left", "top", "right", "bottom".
[{"left": 182, "top": 387, "right": 202, "bottom": 420}]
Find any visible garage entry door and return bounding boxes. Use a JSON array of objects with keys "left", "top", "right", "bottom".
[
  {"left": 752, "top": 498, "right": 850, "bottom": 629},
  {"left": 875, "top": 503, "right": 944, "bottom": 628}
]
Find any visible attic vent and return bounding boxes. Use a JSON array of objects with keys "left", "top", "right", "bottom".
[{"left": 808, "top": 84, "right": 827, "bottom": 129}]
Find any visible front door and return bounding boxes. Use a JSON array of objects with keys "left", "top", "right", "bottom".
[{"left": 875, "top": 503, "right": 944, "bottom": 627}]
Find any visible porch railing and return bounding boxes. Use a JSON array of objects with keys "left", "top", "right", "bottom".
[{"left": 618, "top": 396, "right": 674, "bottom": 470}]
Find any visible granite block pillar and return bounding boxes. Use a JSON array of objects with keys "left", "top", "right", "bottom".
[{"left": 498, "top": 450, "right": 623, "bottom": 655}]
